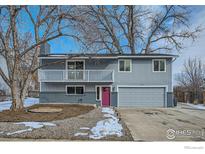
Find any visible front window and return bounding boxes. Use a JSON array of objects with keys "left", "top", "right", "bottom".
[
  {"left": 153, "top": 59, "right": 166, "bottom": 72},
  {"left": 66, "top": 86, "right": 84, "bottom": 95},
  {"left": 119, "top": 59, "right": 131, "bottom": 72}
]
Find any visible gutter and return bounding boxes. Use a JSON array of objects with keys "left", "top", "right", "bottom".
[{"left": 38, "top": 55, "right": 178, "bottom": 60}]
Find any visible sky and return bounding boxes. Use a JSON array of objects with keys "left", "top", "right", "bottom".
[{"left": 172, "top": 6, "right": 205, "bottom": 85}]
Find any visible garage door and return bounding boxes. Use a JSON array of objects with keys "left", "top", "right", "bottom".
[{"left": 118, "top": 87, "right": 165, "bottom": 107}]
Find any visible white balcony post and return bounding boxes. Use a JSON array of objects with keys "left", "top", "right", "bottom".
[
  {"left": 66, "top": 69, "right": 68, "bottom": 80},
  {"left": 88, "top": 70, "right": 89, "bottom": 82}
]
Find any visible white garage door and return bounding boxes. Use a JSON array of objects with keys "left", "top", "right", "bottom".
[{"left": 118, "top": 87, "right": 165, "bottom": 107}]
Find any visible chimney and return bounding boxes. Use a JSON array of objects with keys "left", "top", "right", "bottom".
[{"left": 40, "top": 43, "right": 50, "bottom": 55}]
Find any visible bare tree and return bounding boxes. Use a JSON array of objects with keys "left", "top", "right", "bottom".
[
  {"left": 175, "top": 58, "right": 205, "bottom": 102},
  {"left": 73, "top": 5, "right": 202, "bottom": 54},
  {"left": 0, "top": 6, "right": 84, "bottom": 111}
]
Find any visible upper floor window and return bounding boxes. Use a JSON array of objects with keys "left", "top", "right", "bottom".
[
  {"left": 119, "top": 59, "right": 132, "bottom": 72},
  {"left": 153, "top": 59, "right": 166, "bottom": 72}
]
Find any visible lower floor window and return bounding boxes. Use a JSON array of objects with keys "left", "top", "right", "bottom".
[{"left": 66, "top": 86, "right": 84, "bottom": 94}]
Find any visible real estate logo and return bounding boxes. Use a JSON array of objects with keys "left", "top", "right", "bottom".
[
  {"left": 166, "top": 128, "right": 205, "bottom": 140},
  {"left": 166, "top": 128, "right": 176, "bottom": 140}
]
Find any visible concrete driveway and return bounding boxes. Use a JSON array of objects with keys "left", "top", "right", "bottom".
[{"left": 117, "top": 106, "right": 205, "bottom": 141}]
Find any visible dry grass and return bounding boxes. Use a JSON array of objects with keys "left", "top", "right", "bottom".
[{"left": 0, "top": 104, "right": 95, "bottom": 122}]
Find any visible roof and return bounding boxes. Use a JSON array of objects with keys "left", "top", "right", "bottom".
[{"left": 38, "top": 53, "right": 178, "bottom": 59}]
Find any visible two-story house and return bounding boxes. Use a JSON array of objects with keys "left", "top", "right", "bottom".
[{"left": 38, "top": 44, "right": 177, "bottom": 107}]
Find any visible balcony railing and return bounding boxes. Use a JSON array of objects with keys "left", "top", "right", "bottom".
[{"left": 38, "top": 69, "right": 114, "bottom": 82}]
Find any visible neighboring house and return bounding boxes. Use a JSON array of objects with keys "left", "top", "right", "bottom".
[
  {"left": 38, "top": 44, "right": 177, "bottom": 107},
  {"left": 0, "top": 55, "right": 10, "bottom": 95}
]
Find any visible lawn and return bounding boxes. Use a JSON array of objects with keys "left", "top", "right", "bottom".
[
  {"left": 0, "top": 98, "right": 133, "bottom": 141},
  {"left": 0, "top": 104, "right": 95, "bottom": 122}
]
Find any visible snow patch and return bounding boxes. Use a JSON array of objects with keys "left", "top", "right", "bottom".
[
  {"left": 0, "top": 97, "right": 39, "bottom": 112},
  {"left": 74, "top": 108, "right": 123, "bottom": 139},
  {"left": 102, "top": 107, "right": 114, "bottom": 114},
  {"left": 89, "top": 107, "right": 123, "bottom": 139},
  {"left": 104, "top": 114, "right": 118, "bottom": 121},
  {"left": 7, "top": 128, "right": 33, "bottom": 136},
  {"left": 80, "top": 127, "right": 90, "bottom": 130},
  {"left": 89, "top": 118, "right": 123, "bottom": 139},
  {"left": 0, "top": 131, "right": 4, "bottom": 134},
  {"left": 74, "top": 132, "right": 88, "bottom": 137},
  {"left": 15, "top": 122, "right": 56, "bottom": 129},
  {"left": 187, "top": 103, "right": 205, "bottom": 110},
  {"left": 23, "top": 97, "right": 39, "bottom": 107},
  {"left": 4, "top": 122, "right": 56, "bottom": 136}
]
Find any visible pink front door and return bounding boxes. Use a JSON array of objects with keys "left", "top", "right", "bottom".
[{"left": 102, "top": 87, "right": 110, "bottom": 106}]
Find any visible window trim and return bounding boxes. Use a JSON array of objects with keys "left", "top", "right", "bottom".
[
  {"left": 152, "top": 59, "right": 166, "bottom": 72},
  {"left": 118, "top": 59, "right": 132, "bottom": 72},
  {"left": 96, "top": 86, "right": 102, "bottom": 101},
  {"left": 65, "top": 85, "right": 85, "bottom": 95}
]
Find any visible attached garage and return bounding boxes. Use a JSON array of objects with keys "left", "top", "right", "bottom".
[{"left": 118, "top": 86, "right": 166, "bottom": 107}]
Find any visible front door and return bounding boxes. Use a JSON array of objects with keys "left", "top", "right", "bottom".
[{"left": 102, "top": 87, "right": 110, "bottom": 106}]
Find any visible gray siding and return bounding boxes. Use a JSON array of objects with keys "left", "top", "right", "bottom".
[
  {"left": 40, "top": 91, "right": 117, "bottom": 107},
  {"left": 41, "top": 59, "right": 65, "bottom": 69},
  {"left": 41, "top": 82, "right": 96, "bottom": 92},
  {"left": 111, "top": 92, "right": 118, "bottom": 107},
  {"left": 167, "top": 92, "right": 173, "bottom": 107},
  {"left": 40, "top": 58, "right": 172, "bottom": 92},
  {"left": 112, "top": 59, "right": 172, "bottom": 92}
]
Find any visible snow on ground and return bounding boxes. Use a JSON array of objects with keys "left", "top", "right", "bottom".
[
  {"left": 23, "top": 97, "right": 39, "bottom": 107},
  {"left": 104, "top": 113, "right": 118, "bottom": 120},
  {"left": 74, "top": 107, "right": 123, "bottom": 139},
  {"left": 80, "top": 127, "right": 90, "bottom": 130},
  {"left": 102, "top": 107, "right": 114, "bottom": 114},
  {"left": 89, "top": 118, "right": 123, "bottom": 139},
  {"left": 89, "top": 107, "right": 123, "bottom": 139},
  {"left": 7, "top": 128, "right": 33, "bottom": 136},
  {"left": 74, "top": 132, "right": 88, "bottom": 137},
  {"left": 15, "top": 122, "right": 56, "bottom": 129},
  {"left": 5, "top": 122, "right": 56, "bottom": 136},
  {"left": 187, "top": 103, "right": 205, "bottom": 110},
  {"left": 0, "top": 97, "right": 39, "bottom": 112}
]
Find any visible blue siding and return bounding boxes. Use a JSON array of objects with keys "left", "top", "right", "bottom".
[
  {"left": 40, "top": 57, "right": 173, "bottom": 107},
  {"left": 40, "top": 91, "right": 118, "bottom": 107}
]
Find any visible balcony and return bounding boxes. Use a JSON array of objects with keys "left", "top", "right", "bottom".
[{"left": 38, "top": 69, "right": 114, "bottom": 82}]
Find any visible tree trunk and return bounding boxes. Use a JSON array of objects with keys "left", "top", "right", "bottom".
[{"left": 10, "top": 81, "right": 24, "bottom": 111}]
